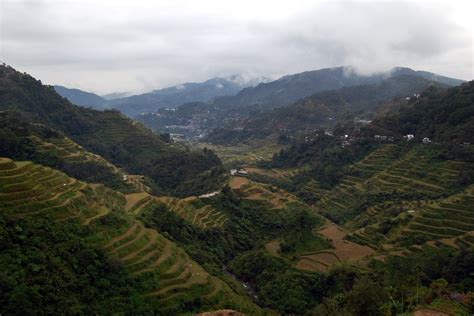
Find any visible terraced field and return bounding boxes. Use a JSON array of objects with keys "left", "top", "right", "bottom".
[
  {"left": 30, "top": 134, "right": 149, "bottom": 192},
  {"left": 369, "top": 146, "right": 464, "bottom": 197},
  {"left": 0, "top": 157, "right": 258, "bottom": 314},
  {"left": 298, "top": 179, "right": 329, "bottom": 202},
  {"left": 90, "top": 218, "right": 242, "bottom": 312},
  {"left": 372, "top": 229, "right": 474, "bottom": 264},
  {"left": 315, "top": 144, "right": 472, "bottom": 224},
  {"left": 400, "top": 186, "right": 474, "bottom": 243},
  {"left": 192, "top": 137, "right": 284, "bottom": 166},
  {"left": 295, "top": 222, "right": 374, "bottom": 273},
  {"left": 0, "top": 157, "right": 123, "bottom": 223},
  {"left": 315, "top": 144, "right": 397, "bottom": 219},
  {"left": 156, "top": 196, "right": 228, "bottom": 229},
  {"left": 230, "top": 177, "right": 302, "bottom": 210}
]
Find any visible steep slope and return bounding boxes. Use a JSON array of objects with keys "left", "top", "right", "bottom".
[
  {"left": 364, "top": 81, "right": 474, "bottom": 143},
  {"left": 0, "top": 111, "right": 144, "bottom": 192},
  {"left": 0, "top": 157, "right": 262, "bottom": 314},
  {"left": 0, "top": 65, "right": 223, "bottom": 196},
  {"left": 54, "top": 85, "right": 107, "bottom": 109}
]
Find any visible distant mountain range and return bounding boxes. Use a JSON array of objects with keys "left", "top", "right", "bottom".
[
  {"left": 205, "top": 75, "right": 452, "bottom": 144},
  {"left": 54, "top": 66, "right": 464, "bottom": 141},
  {"left": 208, "top": 66, "right": 464, "bottom": 111},
  {"left": 136, "top": 67, "right": 463, "bottom": 140},
  {"left": 55, "top": 75, "right": 270, "bottom": 116},
  {"left": 1, "top": 65, "right": 223, "bottom": 196},
  {"left": 54, "top": 85, "right": 108, "bottom": 109}
]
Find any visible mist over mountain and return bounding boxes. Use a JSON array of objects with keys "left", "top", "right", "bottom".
[
  {"left": 2, "top": 1, "right": 474, "bottom": 314},
  {"left": 137, "top": 66, "right": 463, "bottom": 140},
  {"left": 209, "top": 66, "right": 464, "bottom": 111},
  {"left": 101, "top": 91, "right": 133, "bottom": 100},
  {"left": 55, "top": 75, "right": 270, "bottom": 117}
]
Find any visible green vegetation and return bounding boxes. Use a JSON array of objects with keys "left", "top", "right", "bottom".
[
  {"left": 0, "top": 158, "right": 261, "bottom": 314},
  {"left": 366, "top": 82, "right": 474, "bottom": 143},
  {"left": 0, "top": 65, "right": 224, "bottom": 196},
  {"left": 0, "top": 214, "right": 150, "bottom": 314},
  {"left": 0, "top": 64, "right": 472, "bottom": 315}
]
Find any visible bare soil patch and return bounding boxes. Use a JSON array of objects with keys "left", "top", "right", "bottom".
[
  {"left": 229, "top": 177, "right": 249, "bottom": 189},
  {"left": 296, "top": 222, "right": 374, "bottom": 272},
  {"left": 265, "top": 240, "right": 282, "bottom": 257},
  {"left": 296, "top": 259, "right": 329, "bottom": 272},
  {"left": 320, "top": 223, "right": 374, "bottom": 261},
  {"left": 124, "top": 192, "right": 149, "bottom": 211}
]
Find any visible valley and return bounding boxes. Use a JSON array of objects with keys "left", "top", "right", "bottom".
[{"left": 0, "top": 64, "right": 472, "bottom": 315}]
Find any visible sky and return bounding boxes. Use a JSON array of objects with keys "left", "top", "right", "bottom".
[{"left": 0, "top": 0, "right": 472, "bottom": 95}]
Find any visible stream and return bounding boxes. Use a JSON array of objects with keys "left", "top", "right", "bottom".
[{"left": 223, "top": 265, "right": 259, "bottom": 303}]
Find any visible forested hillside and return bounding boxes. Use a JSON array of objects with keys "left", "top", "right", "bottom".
[
  {"left": 206, "top": 75, "right": 447, "bottom": 144},
  {"left": 0, "top": 65, "right": 472, "bottom": 316},
  {"left": 364, "top": 81, "right": 474, "bottom": 143},
  {"left": 0, "top": 65, "right": 224, "bottom": 196},
  {"left": 137, "top": 67, "right": 462, "bottom": 140}
]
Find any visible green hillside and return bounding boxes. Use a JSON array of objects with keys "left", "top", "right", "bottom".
[
  {"left": 0, "top": 157, "right": 261, "bottom": 314},
  {"left": 365, "top": 81, "right": 474, "bottom": 143},
  {"left": 206, "top": 75, "right": 448, "bottom": 144},
  {"left": 0, "top": 111, "right": 143, "bottom": 192},
  {"left": 0, "top": 65, "right": 223, "bottom": 196}
]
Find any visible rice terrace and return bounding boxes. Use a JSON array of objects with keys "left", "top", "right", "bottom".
[{"left": 0, "top": 1, "right": 473, "bottom": 314}]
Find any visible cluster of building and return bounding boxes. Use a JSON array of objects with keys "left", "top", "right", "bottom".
[
  {"left": 374, "top": 135, "right": 395, "bottom": 142},
  {"left": 374, "top": 134, "right": 432, "bottom": 144}
]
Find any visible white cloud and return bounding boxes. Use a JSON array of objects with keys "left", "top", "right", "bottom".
[{"left": 0, "top": 0, "right": 472, "bottom": 94}]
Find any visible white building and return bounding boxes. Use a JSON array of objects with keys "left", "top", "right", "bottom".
[{"left": 423, "top": 137, "right": 431, "bottom": 144}]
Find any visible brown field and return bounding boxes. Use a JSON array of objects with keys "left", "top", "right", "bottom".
[
  {"left": 124, "top": 192, "right": 150, "bottom": 211},
  {"left": 296, "top": 259, "right": 330, "bottom": 272},
  {"left": 319, "top": 222, "right": 374, "bottom": 262},
  {"left": 296, "top": 222, "right": 375, "bottom": 272},
  {"left": 264, "top": 240, "right": 282, "bottom": 258},
  {"left": 229, "top": 176, "right": 249, "bottom": 189}
]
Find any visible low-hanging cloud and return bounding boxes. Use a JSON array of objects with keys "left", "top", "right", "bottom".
[{"left": 0, "top": 0, "right": 472, "bottom": 94}]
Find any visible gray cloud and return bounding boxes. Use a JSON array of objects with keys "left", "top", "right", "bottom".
[{"left": 0, "top": 0, "right": 472, "bottom": 94}]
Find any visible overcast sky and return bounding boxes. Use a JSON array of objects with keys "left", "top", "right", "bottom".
[{"left": 1, "top": 0, "right": 472, "bottom": 94}]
